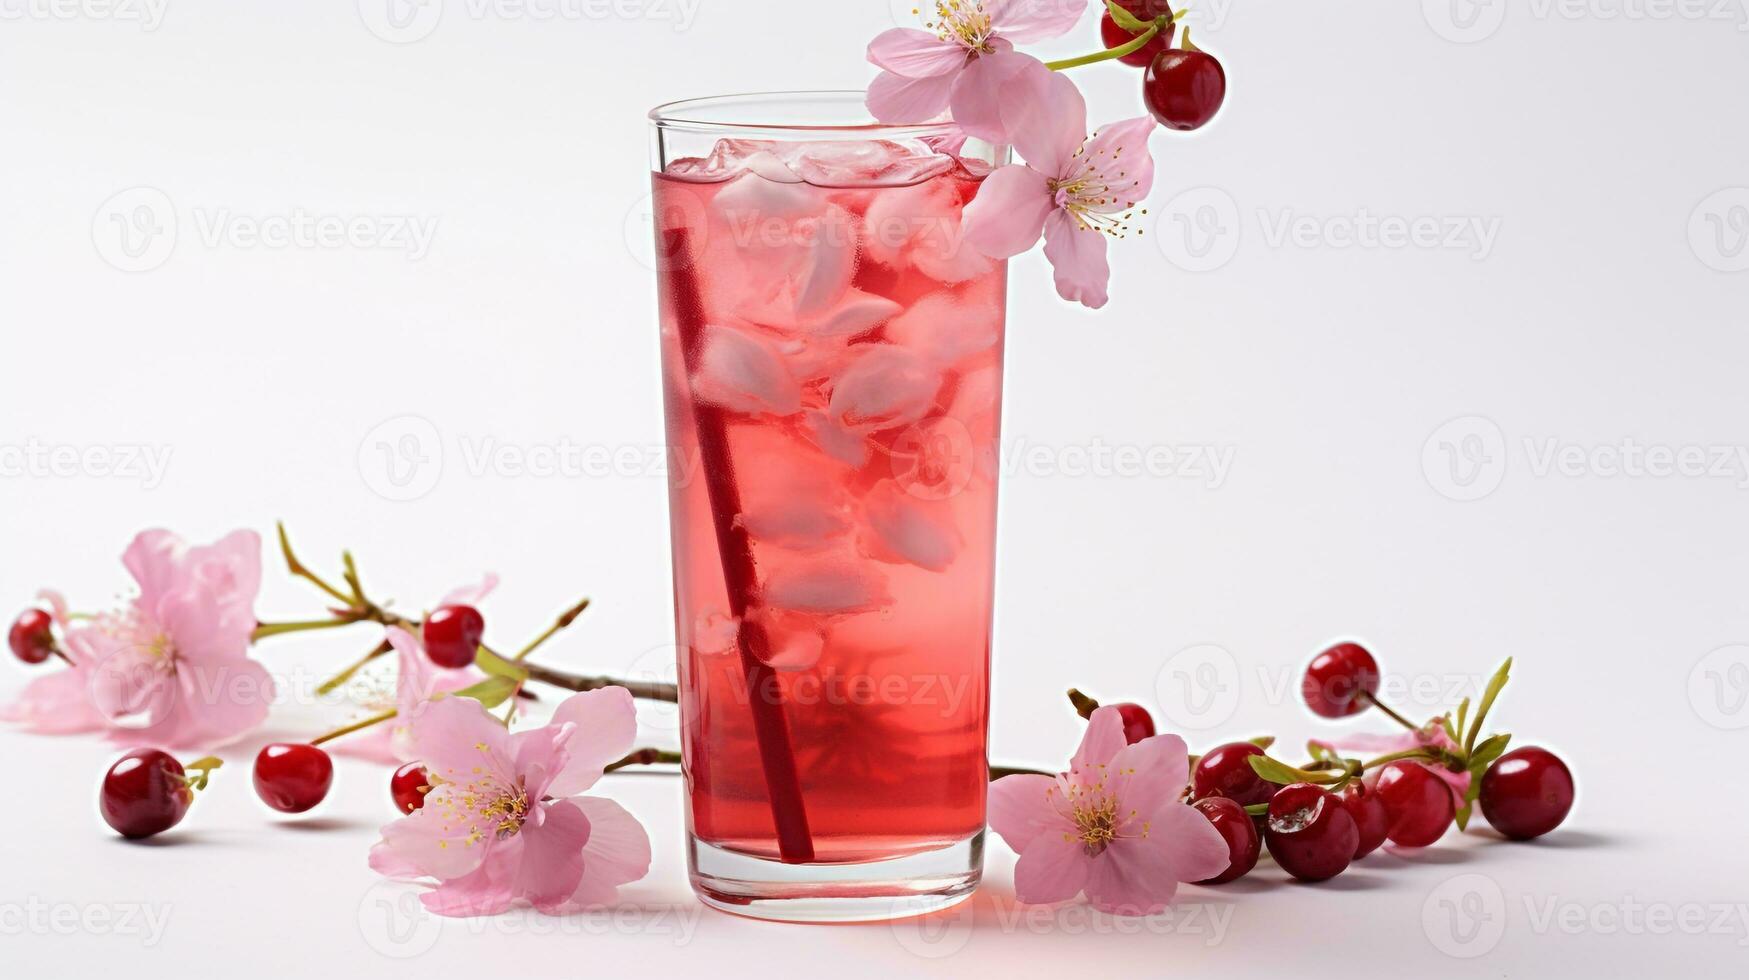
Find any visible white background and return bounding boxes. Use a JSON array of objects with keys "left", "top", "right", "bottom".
[{"left": 3, "top": 0, "right": 1748, "bottom": 975}]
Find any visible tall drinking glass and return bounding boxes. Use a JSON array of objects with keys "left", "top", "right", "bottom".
[{"left": 649, "top": 93, "right": 1009, "bottom": 921}]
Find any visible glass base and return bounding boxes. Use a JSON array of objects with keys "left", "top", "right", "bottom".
[{"left": 688, "top": 832, "right": 983, "bottom": 923}]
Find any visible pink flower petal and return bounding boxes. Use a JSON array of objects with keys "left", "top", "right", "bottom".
[
  {"left": 948, "top": 48, "right": 1042, "bottom": 145},
  {"left": 987, "top": 0, "right": 1089, "bottom": 42},
  {"left": 515, "top": 800, "right": 592, "bottom": 912},
  {"left": 1105, "top": 733, "right": 1190, "bottom": 819},
  {"left": 546, "top": 687, "right": 639, "bottom": 798},
  {"left": 36, "top": 589, "right": 71, "bottom": 629},
  {"left": 1042, "top": 210, "right": 1111, "bottom": 309},
  {"left": 1075, "top": 116, "right": 1157, "bottom": 213},
  {"left": 867, "top": 28, "right": 969, "bottom": 77},
  {"left": 417, "top": 837, "right": 522, "bottom": 917},
  {"left": 1013, "top": 833, "right": 1090, "bottom": 906},
  {"left": 999, "top": 63, "right": 1087, "bottom": 179},
  {"left": 1070, "top": 705, "right": 1129, "bottom": 778},
  {"left": 1149, "top": 800, "right": 1234, "bottom": 883},
  {"left": 866, "top": 69, "right": 957, "bottom": 126},
  {"left": 962, "top": 164, "right": 1054, "bottom": 258},
  {"left": 556, "top": 797, "right": 653, "bottom": 911},
  {"left": 1084, "top": 836, "right": 1181, "bottom": 916},
  {"left": 121, "top": 529, "right": 187, "bottom": 608},
  {"left": 987, "top": 773, "right": 1070, "bottom": 853},
  {"left": 409, "top": 694, "right": 518, "bottom": 788},
  {"left": 0, "top": 667, "right": 105, "bottom": 734},
  {"left": 440, "top": 573, "right": 500, "bottom": 607},
  {"left": 177, "top": 658, "right": 273, "bottom": 748},
  {"left": 373, "top": 783, "right": 502, "bottom": 881}
]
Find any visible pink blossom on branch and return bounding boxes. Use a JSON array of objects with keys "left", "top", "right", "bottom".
[
  {"left": 865, "top": 0, "right": 1087, "bottom": 142},
  {"left": 333, "top": 626, "right": 485, "bottom": 766},
  {"left": 368, "top": 687, "right": 651, "bottom": 917},
  {"left": 988, "top": 706, "right": 1229, "bottom": 916},
  {"left": 961, "top": 64, "right": 1156, "bottom": 308}
]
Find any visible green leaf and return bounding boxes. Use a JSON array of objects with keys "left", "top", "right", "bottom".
[
  {"left": 1455, "top": 801, "right": 1472, "bottom": 831},
  {"left": 1454, "top": 697, "right": 1470, "bottom": 739},
  {"left": 1469, "top": 732, "right": 1512, "bottom": 773},
  {"left": 1247, "top": 754, "right": 1333, "bottom": 786},
  {"left": 1249, "top": 735, "right": 1276, "bottom": 751},
  {"left": 1105, "top": 0, "right": 1152, "bottom": 33},
  {"left": 451, "top": 675, "right": 521, "bottom": 710},
  {"left": 1464, "top": 658, "right": 1513, "bottom": 753},
  {"left": 1307, "top": 740, "right": 1335, "bottom": 762},
  {"left": 475, "top": 648, "right": 532, "bottom": 684}
]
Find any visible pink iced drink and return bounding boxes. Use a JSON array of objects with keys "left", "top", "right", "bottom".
[{"left": 655, "top": 138, "right": 1006, "bottom": 863}]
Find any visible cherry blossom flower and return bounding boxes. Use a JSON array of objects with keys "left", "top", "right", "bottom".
[
  {"left": 334, "top": 626, "right": 484, "bottom": 766},
  {"left": 0, "top": 590, "right": 108, "bottom": 735},
  {"left": 988, "top": 706, "right": 1229, "bottom": 915},
  {"left": 961, "top": 65, "right": 1156, "bottom": 308},
  {"left": 65, "top": 530, "right": 272, "bottom": 749},
  {"left": 368, "top": 687, "right": 651, "bottom": 917},
  {"left": 866, "top": 0, "right": 1086, "bottom": 140}
]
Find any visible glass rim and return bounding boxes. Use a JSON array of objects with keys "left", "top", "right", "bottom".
[{"left": 648, "top": 91, "right": 962, "bottom": 140}]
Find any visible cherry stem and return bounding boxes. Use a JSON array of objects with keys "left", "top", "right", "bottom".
[
  {"left": 1044, "top": 9, "right": 1185, "bottom": 72},
  {"left": 1360, "top": 690, "right": 1420, "bottom": 732},
  {"left": 310, "top": 708, "right": 397, "bottom": 747},
  {"left": 252, "top": 618, "right": 357, "bottom": 641},
  {"left": 1360, "top": 748, "right": 1436, "bottom": 771},
  {"left": 315, "top": 639, "right": 394, "bottom": 696},
  {"left": 179, "top": 756, "right": 224, "bottom": 792}
]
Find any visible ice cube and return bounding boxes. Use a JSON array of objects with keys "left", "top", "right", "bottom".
[
  {"left": 828, "top": 345, "right": 943, "bottom": 431},
  {"left": 884, "top": 291, "right": 1000, "bottom": 365},
  {"left": 860, "top": 480, "right": 962, "bottom": 572},
  {"left": 762, "top": 560, "right": 890, "bottom": 615},
  {"left": 711, "top": 167, "right": 818, "bottom": 223},
  {"left": 792, "top": 205, "right": 858, "bottom": 319},
  {"left": 775, "top": 139, "right": 956, "bottom": 188},
  {"left": 693, "top": 609, "right": 740, "bottom": 655},
  {"left": 799, "top": 410, "right": 871, "bottom": 467},
  {"left": 739, "top": 498, "right": 852, "bottom": 552},
  {"left": 691, "top": 324, "right": 802, "bottom": 417},
  {"left": 862, "top": 177, "right": 993, "bottom": 285},
  {"left": 668, "top": 140, "right": 806, "bottom": 183}
]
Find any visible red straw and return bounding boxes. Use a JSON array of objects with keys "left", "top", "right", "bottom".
[{"left": 657, "top": 224, "right": 816, "bottom": 864}]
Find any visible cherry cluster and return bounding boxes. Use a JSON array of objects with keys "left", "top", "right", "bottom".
[
  {"left": 1099, "top": 1, "right": 1227, "bottom": 131},
  {"left": 1090, "top": 641, "right": 1575, "bottom": 885},
  {"left": 2, "top": 596, "right": 488, "bottom": 839}
]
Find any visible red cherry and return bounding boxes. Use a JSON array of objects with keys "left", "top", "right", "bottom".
[
  {"left": 1192, "top": 796, "right": 1260, "bottom": 884},
  {"left": 101, "top": 749, "right": 192, "bottom": 839},
  {"left": 1143, "top": 47, "right": 1227, "bottom": 132},
  {"left": 8, "top": 608, "right": 55, "bottom": 665},
  {"left": 1192, "top": 741, "right": 1276, "bottom": 807},
  {"left": 253, "top": 743, "right": 334, "bottom": 814},
  {"left": 1099, "top": 1, "right": 1177, "bottom": 68},
  {"left": 1479, "top": 747, "right": 1574, "bottom": 841},
  {"left": 1264, "top": 783, "right": 1358, "bottom": 882},
  {"left": 1111, "top": 703, "right": 1157, "bottom": 744},
  {"left": 1340, "top": 780, "right": 1390, "bottom": 858},
  {"left": 1301, "top": 642, "right": 1381, "bottom": 718},
  {"left": 422, "top": 605, "right": 484, "bottom": 669},
  {"left": 1373, "top": 761, "right": 1455, "bottom": 847},
  {"left": 390, "top": 762, "right": 431, "bottom": 815}
]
